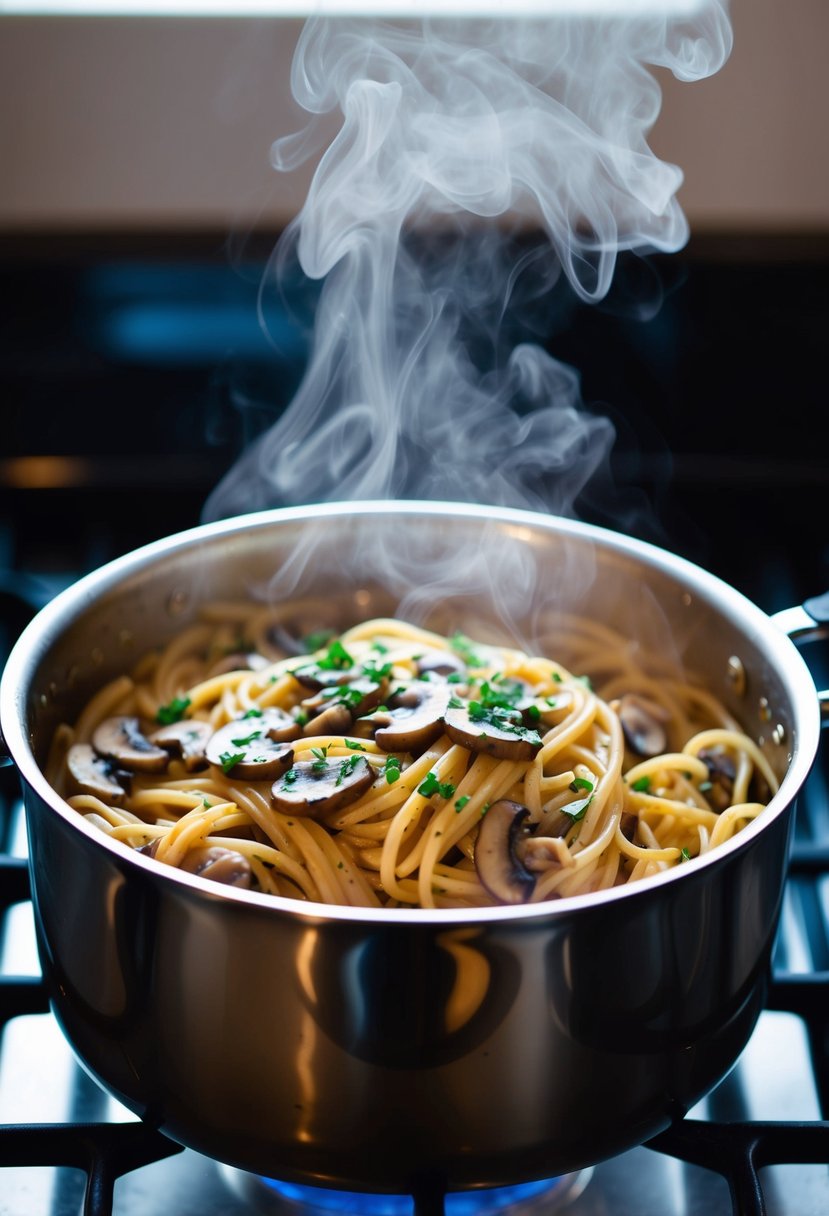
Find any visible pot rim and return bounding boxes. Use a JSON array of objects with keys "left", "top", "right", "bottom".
[{"left": 1, "top": 499, "right": 821, "bottom": 925}]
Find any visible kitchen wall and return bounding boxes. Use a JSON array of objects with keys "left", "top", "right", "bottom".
[{"left": 0, "top": 0, "right": 826, "bottom": 234}]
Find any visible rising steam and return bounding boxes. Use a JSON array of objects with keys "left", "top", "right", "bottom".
[{"left": 204, "top": 3, "right": 732, "bottom": 528}]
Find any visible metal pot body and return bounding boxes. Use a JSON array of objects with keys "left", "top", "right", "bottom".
[{"left": 1, "top": 503, "right": 821, "bottom": 1192}]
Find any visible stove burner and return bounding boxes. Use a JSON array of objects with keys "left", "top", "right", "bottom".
[{"left": 220, "top": 1167, "right": 593, "bottom": 1216}]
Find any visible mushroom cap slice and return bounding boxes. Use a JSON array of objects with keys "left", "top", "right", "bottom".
[
  {"left": 444, "top": 703, "right": 542, "bottom": 762},
  {"left": 92, "top": 716, "right": 170, "bottom": 773},
  {"left": 415, "top": 650, "right": 468, "bottom": 680},
  {"left": 304, "top": 676, "right": 389, "bottom": 720},
  {"left": 179, "top": 845, "right": 253, "bottom": 888},
  {"left": 302, "top": 702, "right": 353, "bottom": 737},
  {"left": 474, "top": 799, "right": 536, "bottom": 904},
  {"left": 205, "top": 719, "right": 294, "bottom": 780},
  {"left": 271, "top": 755, "right": 375, "bottom": 818},
  {"left": 258, "top": 706, "right": 303, "bottom": 744},
  {"left": 67, "top": 743, "right": 128, "bottom": 804},
  {"left": 150, "top": 719, "right": 213, "bottom": 771},
  {"left": 617, "top": 693, "right": 669, "bottom": 758},
  {"left": 374, "top": 681, "right": 451, "bottom": 753}
]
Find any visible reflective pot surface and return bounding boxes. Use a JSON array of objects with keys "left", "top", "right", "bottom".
[{"left": 0, "top": 502, "right": 821, "bottom": 1192}]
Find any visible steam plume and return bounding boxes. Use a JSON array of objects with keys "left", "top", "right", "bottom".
[{"left": 204, "top": 4, "right": 732, "bottom": 524}]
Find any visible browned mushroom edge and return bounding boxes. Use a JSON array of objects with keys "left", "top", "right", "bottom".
[
  {"left": 443, "top": 699, "right": 543, "bottom": 762},
  {"left": 91, "top": 716, "right": 169, "bottom": 773},
  {"left": 616, "top": 693, "right": 669, "bottom": 758},
  {"left": 67, "top": 742, "right": 130, "bottom": 804},
  {"left": 150, "top": 719, "right": 213, "bottom": 771},
  {"left": 373, "top": 681, "right": 452, "bottom": 753},
  {"left": 205, "top": 717, "right": 294, "bottom": 780},
  {"left": 271, "top": 754, "right": 375, "bottom": 818},
  {"left": 180, "top": 845, "right": 253, "bottom": 888},
  {"left": 474, "top": 799, "right": 537, "bottom": 904}
]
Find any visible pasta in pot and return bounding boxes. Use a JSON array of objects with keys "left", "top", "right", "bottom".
[{"left": 47, "top": 610, "right": 779, "bottom": 910}]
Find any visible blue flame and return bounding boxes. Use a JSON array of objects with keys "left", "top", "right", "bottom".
[{"left": 260, "top": 1176, "right": 560, "bottom": 1214}]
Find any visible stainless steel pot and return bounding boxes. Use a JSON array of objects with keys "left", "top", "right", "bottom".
[{"left": 1, "top": 501, "right": 827, "bottom": 1194}]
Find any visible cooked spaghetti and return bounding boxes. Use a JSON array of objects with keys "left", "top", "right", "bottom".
[{"left": 48, "top": 610, "right": 778, "bottom": 909}]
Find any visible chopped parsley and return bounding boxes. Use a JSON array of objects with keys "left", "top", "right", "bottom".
[
  {"left": 570, "top": 776, "right": 595, "bottom": 793},
  {"left": 360, "top": 659, "right": 392, "bottom": 681},
  {"left": 383, "top": 755, "right": 401, "bottom": 784},
  {"left": 336, "top": 755, "right": 363, "bottom": 786},
  {"left": 525, "top": 703, "right": 541, "bottom": 722},
  {"left": 319, "top": 639, "right": 354, "bottom": 670},
  {"left": 454, "top": 795, "right": 471, "bottom": 812},
  {"left": 310, "top": 746, "right": 329, "bottom": 773},
  {"left": 230, "top": 728, "right": 264, "bottom": 748},
  {"left": 322, "top": 684, "right": 368, "bottom": 710},
  {"left": 345, "top": 739, "right": 367, "bottom": 751},
  {"left": 561, "top": 793, "right": 593, "bottom": 821},
  {"left": 418, "top": 771, "right": 456, "bottom": 800},
  {"left": 450, "top": 632, "right": 483, "bottom": 668},
  {"left": 156, "top": 696, "right": 191, "bottom": 725},
  {"left": 303, "top": 629, "right": 336, "bottom": 653},
  {"left": 631, "top": 776, "right": 651, "bottom": 792},
  {"left": 466, "top": 701, "right": 542, "bottom": 746},
  {"left": 681, "top": 847, "right": 692, "bottom": 861},
  {"left": 282, "top": 769, "right": 299, "bottom": 786},
  {"left": 218, "top": 751, "right": 245, "bottom": 774}
]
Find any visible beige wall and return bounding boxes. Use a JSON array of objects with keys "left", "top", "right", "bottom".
[{"left": 1, "top": 0, "right": 827, "bottom": 233}]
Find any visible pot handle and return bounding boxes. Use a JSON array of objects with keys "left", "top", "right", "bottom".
[{"left": 771, "top": 592, "right": 829, "bottom": 726}]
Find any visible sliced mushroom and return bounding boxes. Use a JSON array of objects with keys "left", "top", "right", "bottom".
[
  {"left": 179, "top": 845, "right": 252, "bottom": 888},
  {"left": 207, "top": 651, "right": 270, "bottom": 678},
  {"left": 305, "top": 676, "right": 389, "bottom": 720},
  {"left": 67, "top": 742, "right": 129, "bottom": 804},
  {"left": 290, "top": 662, "right": 355, "bottom": 693},
  {"left": 350, "top": 707, "right": 394, "bottom": 740},
  {"left": 415, "top": 650, "right": 468, "bottom": 680},
  {"left": 698, "top": 746, "right": 737, "bottom": 812},
  {"left": 206, "top": 719, "right": 294, "bottom": 780},
  {"left": 91, "top": 716, "right": 170, "bottom": 774},
  {"left": 474, "top": 799, "right": 536, "bottom": 904},
  {"left": 443, "top": 702, "right": 542, "bottom": 762},
  {"left": 258, "top": 706, "right": 304, "bottom": 744},
  {"left": 150, "top": 719, "right": 213, "bottom": 771},
  {"left": 271, "top": 755, "right": 375, "bottom": 818},
  {"left": 374, "top": 681, "right": 452, "bottom": 753},
  {"left": 616, "top": 694, "right": 669, "bottom": 758},
  {"left": 302, "top": 702, "right": 353, "bottom": 736}
]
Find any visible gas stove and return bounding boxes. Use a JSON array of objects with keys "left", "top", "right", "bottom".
[{"left": 1, "top": 231, "right": 828, "bottom": 1215}]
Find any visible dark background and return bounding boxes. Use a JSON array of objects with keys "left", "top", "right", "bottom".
[{"left": 2, "top": 228, "right": 827, "bottom": 630}]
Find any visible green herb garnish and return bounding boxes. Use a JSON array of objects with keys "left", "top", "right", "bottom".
[
  {"left": 336, "top": 755, "right": 363, "bottom": 785},
  {"left": 570, "top": 776, "right": 595, "bottom": 793},
  {"left": 561, "top": 794, "right": 593, "bottom": 821},
  {"left": 631, "top": 776, "right": 651, "bottom": 792},
  {"left": 450, "top": 632, "right": 483, "bottom": 668},
  {"left": 454, "top": 795, "right": 471, "bottom": 812},
  {"left": 219, "top": 751, "right": 244, "bottom": 774},
  {"left": 345, "top": 739, "right": 367, "bottom": 751},
  {"left": 418, "top": 771, "right": 456, "bottom": 800},
  {"left": 156, "top": 696, "right": 191, "bottom": 725},
  {"left": 384, "top": 755, "right": 401, "bottom": 784}
]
